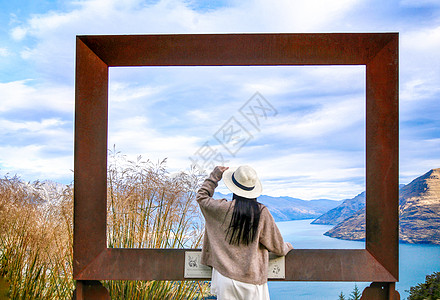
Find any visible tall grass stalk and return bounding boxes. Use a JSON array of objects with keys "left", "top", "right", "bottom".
[
  {"left": 0, "top": 150, "right": 210, "bottom": 299},
  {"left": 0, "top": 175, "right": 73, "bottom": 299},
  {"left": 104, "top": 149, "right": 209, "bottom": 299}
]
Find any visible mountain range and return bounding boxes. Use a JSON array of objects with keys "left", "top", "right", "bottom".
[
  {"left": 323, "top": 168, "right": 440, "bottom": 245},
  {"left": 213, "top": 192, "right": 342, "bottom": 222},
  {"left": 311, "top": 191, "right": 365, "bottom": 225}
]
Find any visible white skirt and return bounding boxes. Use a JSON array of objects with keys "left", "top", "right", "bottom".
[{"left": 211, "top": 268, "right": 270, "bottom": 300}]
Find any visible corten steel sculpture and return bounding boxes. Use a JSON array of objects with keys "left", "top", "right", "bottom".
[{"left": 74, "top": 33, "right": 399, "bottom": 299}]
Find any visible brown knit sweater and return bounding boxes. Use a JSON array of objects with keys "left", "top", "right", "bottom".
[{"left": 196, "top": 167, "right": 293, "bottom": 285}]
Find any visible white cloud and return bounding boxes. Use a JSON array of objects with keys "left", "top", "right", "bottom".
[
  {"left": 108, "top": 115, "right": 201, "bottom": 170},
  {"left": 215, "top": 149, "right": 365, "bottom": 199},
  {"left": 265, "top": 96, "right": 364, "bottom": 140},
  {"left": 400, "top": 28, "right": 440, "bottom": 103},
  {"left": 194, "top": 0, "right": 361, "bottom": 32},
  {"left": 0, "top": 81, "right": 73, "bottom": 182},
  {"left": 8, "top": 0, "right": 362, "bottom": 83},
  {"left": 0, "top": 118, "right": 66, "bottom": 132},
  {"left": 10, "top": 26, "right": 27, "bottom": 41},
  {"left": 0, "top": 80, "right": 73, "bottom": 113},
  {"left": 0, "top": 116, "right": 73, "bottom": 182},
  {"left": 186, "top": 109, "right": 212, "bottom": 122},
  {"left": 0, "top": 145, "right": 73, "bottom": 182},
  {"left": 109, "top": 81, "right": 165, "bottom": 103},
  {"left": 0, "top": 48, "right": 10, "bottom": 57}
]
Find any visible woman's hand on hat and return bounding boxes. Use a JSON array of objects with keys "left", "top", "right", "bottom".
[
  {"left": 211, "top": 166, "right": 229, "bottom": 181},
  {"left": 217, "top": 166, "right": 229, "bottom": 173}
]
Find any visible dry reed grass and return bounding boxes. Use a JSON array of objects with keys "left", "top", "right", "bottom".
[
  {"left": 104, "top": 150, "right": 209, "bottom": 299},
  {"left": 0, "top": 176, "right": 73, "bottom": 299},
  {"left": 0, "top": 150, "right": 210, "bottom": 299}
]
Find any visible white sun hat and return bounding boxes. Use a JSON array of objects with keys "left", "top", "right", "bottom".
[{"left": 222, "top": 165, "right": 263, "bottom": 199}]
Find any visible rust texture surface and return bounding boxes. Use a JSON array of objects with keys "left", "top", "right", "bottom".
[{"left": 74, "top": 33, "right": 399, "bottom": 283}]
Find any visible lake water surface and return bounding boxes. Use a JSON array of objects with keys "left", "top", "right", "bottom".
[{"left": 269, "top": 219, "right": 440, "bottom": 299}]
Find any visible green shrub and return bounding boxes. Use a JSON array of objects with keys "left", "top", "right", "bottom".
[{"left": 407, "top": 271, "right": 440, "bottom": 300}]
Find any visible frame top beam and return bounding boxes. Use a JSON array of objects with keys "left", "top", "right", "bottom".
[{"left": 78, "top": 33, "right": 397, "bottom": 66}]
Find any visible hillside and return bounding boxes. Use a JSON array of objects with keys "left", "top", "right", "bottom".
[
  {"left": 214, "top": 192, "right": 342, "bottom": 222},
  {"left": 311, "top": 191, "right": 365, "bottom": 225},
  {"left": 313, "top": 184, "right": 405, "bottom": 226},
  {"left": 324, "top": 168, "right": 440, "bottom": 244}
]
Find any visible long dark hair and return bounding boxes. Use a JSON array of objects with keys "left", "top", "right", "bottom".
[{"left": 225, "top": 193, "right": 262, "bottom": 246}]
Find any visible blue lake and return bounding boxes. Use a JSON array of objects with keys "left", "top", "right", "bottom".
[{"left": 269, "top": 219, "right": 440, "bottom": 299}]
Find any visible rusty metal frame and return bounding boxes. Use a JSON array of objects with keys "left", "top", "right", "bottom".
[{"left": 74, "top": 33, "right": 398, "bottom": 283}]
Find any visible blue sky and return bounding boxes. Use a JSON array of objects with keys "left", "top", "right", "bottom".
[{"left": 0, "top": 0, "right": 439, "bottom": 199}]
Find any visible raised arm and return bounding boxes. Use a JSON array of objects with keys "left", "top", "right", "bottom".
[{"left": 196, "top": 166, "right": 228, "bottom": 208}]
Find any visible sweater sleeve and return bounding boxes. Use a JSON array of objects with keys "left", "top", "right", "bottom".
[
  {"left": 259, "top": 207, "right": 293, "bottom": 256},
  {"left": 196, "top": 167, "right": 224, "bottom": 208}
]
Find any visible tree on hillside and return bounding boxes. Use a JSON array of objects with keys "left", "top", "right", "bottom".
[
  {"left": 338, "top": 291, "right": 346, "bottom": 299},
  {"left": 407, "top": 271, "right": 440, "bottom": 300},
  {"left": 349, "top": 284, "right": 362, "bottom": 300}
]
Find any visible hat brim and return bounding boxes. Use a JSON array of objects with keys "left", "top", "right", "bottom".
[{"left": 222, "top": 167, "right": 262, "bottom": 199}]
